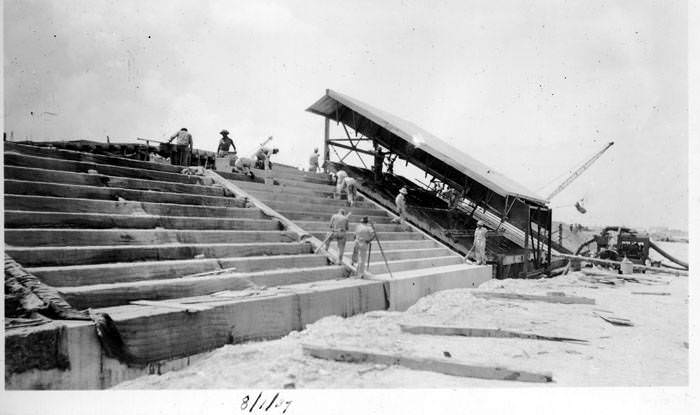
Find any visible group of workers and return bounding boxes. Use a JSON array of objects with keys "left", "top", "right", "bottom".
[
  {"left": 169, "top": 130, "right": 489, "bottom": 272},
  {"left": 166, "top": 128, "right": 279, "bottom": 175}
]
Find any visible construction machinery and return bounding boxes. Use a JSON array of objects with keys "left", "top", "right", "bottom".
[
  {"left": 574, "top": 226, "right": 688, "bottom": 271},
  {"left": 546, "top": 141, "right": 615, "bottom": 202}
]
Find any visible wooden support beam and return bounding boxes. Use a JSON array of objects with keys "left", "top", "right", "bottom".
[
  {"left": 328, "top": 141, "right": 376, "bottom": 156},
  {"left": 399, "top": 324, "right": 587, "bottom": 343},
  {"left": 472, "top": 291, "right": 595, "bottom": 305},
  {"left": 302, "top": 344, "right": 553, "bottom": 383}
]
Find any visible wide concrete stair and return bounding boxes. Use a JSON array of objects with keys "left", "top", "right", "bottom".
[
  {"left": 4, "top": 145, "right": 490, "bottom": 390},
  {"left": 3, "top": 145, "right": 351, "bottom": 310}
]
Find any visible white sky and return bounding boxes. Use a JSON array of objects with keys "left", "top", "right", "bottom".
[{"left": 3, "top": 0, "right": 688, "bottom": 230}]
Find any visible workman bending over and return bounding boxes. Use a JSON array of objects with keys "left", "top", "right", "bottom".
[
  {"left": 168, "top": 127, "right": 193, "bottom": 166},
  {"left": 391, "top": 187, "right": 408, "bottom": 224},
  {"left": 255, "top": 144, "right": 278, "bottom": 170},
  {"left": 473, "top": 220, "right": 488, "bottom": 265},
  {"left": 234, "top": 157, "right": 256, "bottom": 179},
  {"left": 352, "top": 216, "right": 375, "bottom": 278},
  {"left": 316, "top": 208, "right": 351, "bottom": 264}
]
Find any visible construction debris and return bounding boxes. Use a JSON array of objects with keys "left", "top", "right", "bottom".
[
  {"left": 302, "top": 344, "right": 553, "bottom": 383},
  {"left": 472, "top": 291, "right": 595, "bottom": 305},
  {"left": 399, "top": 324, "right": 588, "bottom": 344}
]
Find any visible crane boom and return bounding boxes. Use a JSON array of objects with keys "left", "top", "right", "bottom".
[{"left": 546, "top": 141, "right": 614, "bottom": 201}]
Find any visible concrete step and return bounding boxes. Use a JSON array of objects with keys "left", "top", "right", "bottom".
[
  {"left": 4, "top": 211, "right": 281, "bottom": 231},
  {"left": 369, "top": 263, "right": 492, "bottom": 311},
  {"left": 367, "top": 255, "right": 464, "bottom": 274},
  {"left": 7, "top": 239, "right": 307, "bottom": 267},
  {"left": 234, "top": 180, "right": 339, "bottom": 197},
  {"left": 5, "top": 229, "right": 298, "bottom": 247},
  {"left": 249, "top": 168, "right": 333, "bottom": 185},
  {"left": 5, "top": 142, "right": 186, "bottom": 174},
  {"left": 343, "top": 239, "right": 440, "bottom": 251},
  {"left": 29, "top": 253, "right": 327, "bottom": 286},
  {"left": 311, "top": 231, "right": 424, "bottom": 241},
  {"left": 246, "top": 190, "right": 374, "bottom": 209},
  {"left": 296, "top": 220, "right": 407, "bottom": 232},
  {"left": 4, "top": 195, "right": 264, "bottom": 219},
  {"left": 5, "top": 152, "right": 203, "bottom": 185},
  {"left": 344, "top": 247, "right": 453, "bottom": 262},
  {"left": 60, "top": 265, "right": 347, "bottom": 309},
  {"left": 263, "top": 199, "right": 386, "bottom": 216},
  {"left": 4, "top": 165, "right": 229, "bottom": 197},
  {"left": 5, "top": 179, "right": 246, "bottom": 208},
  {"left": 272, "top": 178, "right": 339, "bottom": 192},
  {"left": 281, "top": 210, "right": 393, "bottom": 223}
]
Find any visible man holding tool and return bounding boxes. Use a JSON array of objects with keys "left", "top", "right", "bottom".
[
  {"left": 352, "top": 216, "right": 376, "bottom": 278},
  {"left": 315, "top": 208, "right": 351, "bottom": 265}
]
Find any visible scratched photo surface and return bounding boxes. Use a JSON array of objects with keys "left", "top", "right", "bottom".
[{"left": 2, "top": 0, "right": 691, "bottom": 413}]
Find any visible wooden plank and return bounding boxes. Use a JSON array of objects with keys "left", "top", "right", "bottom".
[
  {"left": 302, "top": 344, "right": 553, "bottom": 383},
  {"left": 399, "top": 324, "right": 587, "bottom": 343},
  {"left": 61, "top": 265, "right": 347, "bottom": 309},
  {"left": 4, "top": 142, "right": 184, "bottom": 173},
  {"left": 8, "top": 241, "right": 310, "bottom": 268},
  {"left": 5, "top": 179, "right": 246, "bottom": 208},
  {"left": 29, "top": 254, "right": 327, "bottom": 286},
  {"left": 235, "top": 180, "right": 339, "bottom": 198},
  {"left": 472, "top": 291, "right": 595, "bottom": 305},
  {"left": 4, "top": 195, "right": 263, "bottom": 219},
  {"left": 596, "top": 313, "right": 634, "bottom": 326},
  {"left": 4, "top": 229, "right": 293, "bottom": 247},
  {"left": 5, "top": 165, "right": 228, "bottom": 197},
  {"left": 4, "top": 152, "right": 202, "bottom": 184},
  {"left": 631, "top": 292, "right": 670, "bottom": 296},
  {"left": 4, "top": 210, "right": 280, "bottom": 231}
]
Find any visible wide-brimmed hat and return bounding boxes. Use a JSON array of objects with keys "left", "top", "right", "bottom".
[
  {"left": 399, "top": 187, "right": 408, "bottom": 194},
  {"left": 220, "top": 129, "right": 229, "bottom": 135},
  {"left": 477, "top": 220, "right": 485, "bottom": 226}
]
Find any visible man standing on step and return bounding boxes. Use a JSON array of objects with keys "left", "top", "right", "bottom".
[
  {"left": 316, "top": 208, "right": 351, "bottom": 264},
  {"left": 473, "top": 220, "right": 488, "bottom": 265},
  {"left": 343, "top": 177, "right": 358, "bottom": 207},
  {"left": 309, "top": 148, "right": 320, "bottom": 172},
  {"left": 217, "top": 129, "right": 237, "bottom": 157},
  {"left": 391, "top": 187, "right": 408, "bottom": 224},
  {"left": 353, "top": 216, "right": 376, "bottom": 278},
  {"left": 168, "top": 127, "right": 193, "bottom": 166},
  {"left": 334, "top": 169, "right": 348, "bottom": 199}
]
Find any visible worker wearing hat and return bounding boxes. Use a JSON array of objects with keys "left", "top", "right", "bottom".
[
  {"left": 473, "top": 220, "right": 488, "bottom": 265},
  {"left": 391, "top": 187, "right": 408, "bottom": 224},
  {"left": 309, "top": 147, "right": 321, "bottom": 173},
  {"left": 217, "top": 129, "right": 237, "bottom": 157},
  {"left": 352, "top": 216, "right": 376, "bottom": 278}
]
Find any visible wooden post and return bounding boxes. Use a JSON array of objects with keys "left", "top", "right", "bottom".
[
  {"left": 323, "top": 117, "right": 330, "bottom": 172},
  {"left": 558, "top": 223, "right": 563, "bottom": 246}
]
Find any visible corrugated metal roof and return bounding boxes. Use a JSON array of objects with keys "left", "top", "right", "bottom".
[{"left": 307, "top": 89, "right": 547, "bottom": 205}]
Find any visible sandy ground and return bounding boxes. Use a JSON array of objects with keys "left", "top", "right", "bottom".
[{"left": 115, "top": 270, "right": 687, "bottom": 389}]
